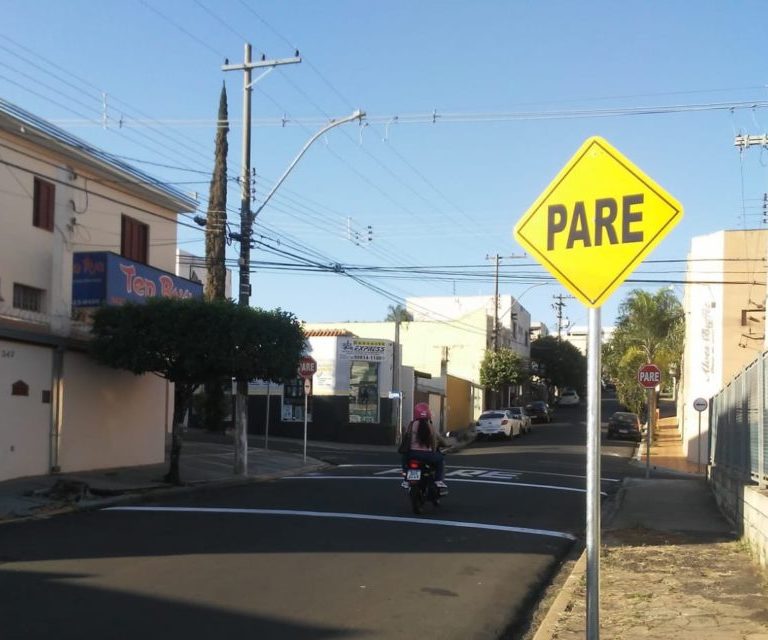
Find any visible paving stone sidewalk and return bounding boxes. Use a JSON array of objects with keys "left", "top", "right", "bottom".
[{"left": 529, "top": 478, "right": 768, "bottom": 640}]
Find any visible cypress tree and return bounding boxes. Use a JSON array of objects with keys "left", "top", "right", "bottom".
[
  {"left": 203, "top": 84, "right": 230, "bottom": 431},
  {"left": 205, "top": 83, "right": 229, "bottom": 301}
]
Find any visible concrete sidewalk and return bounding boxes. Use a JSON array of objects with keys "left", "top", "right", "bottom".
[
  {"left": 636, "top": 414, "right": 703, "bottom": 475},
  {"left": 529, "top": 412, "right": 768, "bottom": 639},
  {"left": 0, "top": 437, "right": 331, "bottom": 523}
]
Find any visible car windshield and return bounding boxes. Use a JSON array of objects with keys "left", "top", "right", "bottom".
[
  {"left": 479, "top": 412, "right": 504, "bottom": 420},
  {"left": 613, "top": 413, "right": 638, "bottom": 424}
]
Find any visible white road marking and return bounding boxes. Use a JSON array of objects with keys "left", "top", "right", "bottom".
[
  {"left": 282, "top": 475, "right": 606, "bottom": 496},
  {"left": 105, "top": 506, "right": 576, "bottom": 541},
  {"left": 360, "top": 464, "right": 620, "bottom": 483}
]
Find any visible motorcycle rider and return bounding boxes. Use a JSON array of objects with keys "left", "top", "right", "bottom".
[{"left": 400, "top": 402, "right": 449, "bottom": 493}]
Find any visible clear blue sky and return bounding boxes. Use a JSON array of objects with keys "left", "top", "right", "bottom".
[{"left": 3, "top": 1, "right": 767, "bottom": 331}]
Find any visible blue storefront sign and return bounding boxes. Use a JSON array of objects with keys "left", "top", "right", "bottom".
[{"left": 72, "top": 251, "right": 203, "bottom": 307}]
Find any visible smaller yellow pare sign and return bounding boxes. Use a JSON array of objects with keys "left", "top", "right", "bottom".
[{"left": 513, "top": 136, "right": 683, "bottom": 307}]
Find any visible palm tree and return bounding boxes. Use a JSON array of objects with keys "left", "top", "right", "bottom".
[
  {"left": 603, "top": 288, "right": 684, "bottom": 415},
  {"left": 385, "top": 304, "right": 413, "bottom": 322}
]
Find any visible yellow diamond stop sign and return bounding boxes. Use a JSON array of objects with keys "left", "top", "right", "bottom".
[{"left": 514, "top": 136, "right": 683, "bottom": 307}]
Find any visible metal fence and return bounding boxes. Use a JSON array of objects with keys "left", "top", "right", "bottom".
[{"left": 710, "top": 351, "right": 767, "bottom": 487}]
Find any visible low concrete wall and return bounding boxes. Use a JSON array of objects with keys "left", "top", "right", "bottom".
[
  {"left": 744, "top": 486, "right": 768, "bottom": 570},
  {"left": 711, "top": 466, "right": 768, "bottom": 571}
]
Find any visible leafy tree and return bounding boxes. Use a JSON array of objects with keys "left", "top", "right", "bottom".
[
  {"left": 385, "top": 304, "right": 413, "bottom": 322},
  {"left": 202, "top": 84, "right": 230, "bottom": 432},
  {"left": 530, "top": 335, "right": 587, "bottom": 393},
  {"left": 480, "top": 348, "right": 526, "bottom": 407},
  {"left": 603, "top": 288, "right": 684, "bottom": 414},
  {"left": 90, "top": 298, "right": 304, "bottom": 484}
]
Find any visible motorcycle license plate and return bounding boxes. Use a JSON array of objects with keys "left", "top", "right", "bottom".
[{"left": 406, "top": 469, "right": 421, "bottom": 481}]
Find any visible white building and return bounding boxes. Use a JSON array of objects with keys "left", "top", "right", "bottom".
[
  {"left": 176, "top": 248, "right": 232, "bottom": 300},
  {"left": 406, "top": 294, "right": 532, "bottom": 359},
  {"left": 563, "top": 325, "right": 615, "bottom": 356},
  {"left": 0, "top": 99, "right": 198, "bottom": 481},
  {"left": 680, "top": 229, "right": 767, "bottom": 466}
]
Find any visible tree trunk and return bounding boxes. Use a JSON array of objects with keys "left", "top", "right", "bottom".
[{"left": 165, "top": 384, "right": 192, "bottom": 485}]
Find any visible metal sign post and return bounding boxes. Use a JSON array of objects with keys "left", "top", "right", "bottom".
[
  {"left": 265, "top": 381, "right": 271, "bottom": 450},
  {"left": 693, "top": 397, "right": 708, "bottom": 473},
  {"left": 298, "top": 356, "right": 317, "bottom": 463},
  {"left": 646, "top": 388, "right": 653, "bottom": 478},
  {"left": 512, "top": 136, "right": 683, "bottom": 640},
  {"left": 585, "top": 307, "right": 602, "bottom": 636},
  {"left": 638, "top": 364, "right": 662, "bottom": 479},
  {"left": 303, "top": 378, "right": 311, "bottom": 462}
]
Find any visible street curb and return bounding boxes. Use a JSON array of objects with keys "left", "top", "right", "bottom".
[
  {"left": 526, "top": 479, "right": 626, "bottom": 640},
  {"left": 0, "top": 462, "right": 332, "bottom": 525},
  {"left": 530, "top": 550, "right": 587, "bottom": 640}
]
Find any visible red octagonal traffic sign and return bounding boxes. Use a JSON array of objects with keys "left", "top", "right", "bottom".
[
  {"left": 298, "top": 355, "right": 317, "bottom": 379},
  {"left": 637, "top": 363, "right": 661, "bottom": 389}
]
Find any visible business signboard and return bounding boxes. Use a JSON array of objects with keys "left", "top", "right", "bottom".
[
  {"left": 338, "top": 338, "right": 389, "bottom": 362},
  {"left": 72, "top": 252, "right": 203, "bottom": 307}
]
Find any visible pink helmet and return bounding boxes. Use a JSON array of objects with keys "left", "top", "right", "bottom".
[{"left": 413, "top": 402, "right": 432, "bottom": 420}]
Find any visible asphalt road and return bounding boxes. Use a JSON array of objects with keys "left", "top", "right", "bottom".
[{"left": 0, "top": 394, "right": 645, "bottom": 640}]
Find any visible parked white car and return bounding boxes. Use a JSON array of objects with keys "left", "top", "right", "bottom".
[
  {"left": 506, "top": 406, "right": 532, "bottom": 434},
  {"left": 476, "top": 410, "right": 522, "bottom": 439}
]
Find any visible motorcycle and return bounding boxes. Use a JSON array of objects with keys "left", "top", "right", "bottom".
[{"left": 402, "top": 456, "right": 446, "bottom": 514}]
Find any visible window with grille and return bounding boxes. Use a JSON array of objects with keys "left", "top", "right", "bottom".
[
  {"left": 33, "top": 177, "right": 55, "bottom": 231},
  {"left": 121, "top": 214, "right": 149, "bottom": 264},
  {"left": 13, "top": 283, "right": 44, "bottom": 313}
]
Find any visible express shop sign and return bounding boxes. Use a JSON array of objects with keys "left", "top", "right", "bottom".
[{"left": 72, "top": 251, "right": 203, "bottom": 307}]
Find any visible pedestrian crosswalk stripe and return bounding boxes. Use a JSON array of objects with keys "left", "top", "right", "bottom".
[{"left": 106, "top": 506, "right": 576, "bottom": 541}]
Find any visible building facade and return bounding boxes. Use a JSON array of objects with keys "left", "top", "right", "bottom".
[
  {"left": 680, "top": 229, "right": 767, "bottom": 466},
  {"left": 243, "top": 333, "right": 415, "bottom": 445},
  {"left": 0, "top": 99, "right": 198, "bottom": 481},
  {"left": 304, "top": 294, "right": 534, "bottom": 434}
]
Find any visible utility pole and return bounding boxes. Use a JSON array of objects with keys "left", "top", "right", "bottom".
[
  {"left": 223, "top": 43, "right": 301, "bottom": 476},
  {"left": 552, "top": 293, "right": 574, "bottom": 340},
  {"left": 485, "top": 253, "right": 525, "bottom": 351},
  {"left": 734, "top": 135, "right": 768, "bottom": 225},
  {"left": 734, "top": 134, "right": 768, "bottom": 150}
]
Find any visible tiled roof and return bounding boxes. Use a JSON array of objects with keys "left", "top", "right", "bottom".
[{"left": 304, "top": 328, "right": 355, "bottom": 337}]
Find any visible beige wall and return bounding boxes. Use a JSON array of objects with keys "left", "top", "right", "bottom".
[
  {"left": 722, "top": 231, "right": 766, "bottom": 382},
  {"left": 446, "top": 375, "right": 478, "bottom": 432},
  {"left": 0, "top": 340, "right": 52, "bottom": 481},
  {"left": 58, "top": 352, "right": 167, "bottom": 472}
]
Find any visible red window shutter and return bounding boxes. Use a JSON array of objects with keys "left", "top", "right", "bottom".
[
  {"left": 121, "top": 215, "right": 149, "bottom": 263},
  {"left": 33, "top": 178, "right": 55, "bottom": 231}
]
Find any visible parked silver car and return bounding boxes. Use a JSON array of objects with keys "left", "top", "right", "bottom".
[{"left": 505, "top": 406, "right": 532, "bottom": 433}]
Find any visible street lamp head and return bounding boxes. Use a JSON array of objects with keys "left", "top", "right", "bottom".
[{"left": 193, "top": 215, "right": 207, "bottom": 227}]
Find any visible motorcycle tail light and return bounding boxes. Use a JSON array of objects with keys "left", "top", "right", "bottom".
[{"left": 408, "top": 460, "right": 421, "bottom": 469}]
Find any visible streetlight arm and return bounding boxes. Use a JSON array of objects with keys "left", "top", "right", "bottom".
[{"left": 253, "top": 109, "right": 365, "bottom": 219}]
